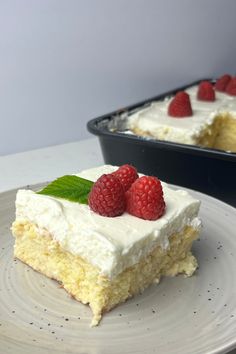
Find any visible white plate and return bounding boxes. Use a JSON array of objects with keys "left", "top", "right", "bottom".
[{"left": 1, "top": 185, "right": 236, "bottom": 354}]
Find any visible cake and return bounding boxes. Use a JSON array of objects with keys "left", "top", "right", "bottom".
[
  {"left": 11, "top": 165, "right": 201, "bottom": 326},
  {"left": 127, "top": 76, "right": 236, "bottom": 152}
]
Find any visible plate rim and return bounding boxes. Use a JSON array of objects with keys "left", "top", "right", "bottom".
[{"left": 1, "top": 183, "right": 236, "bottom": 354}]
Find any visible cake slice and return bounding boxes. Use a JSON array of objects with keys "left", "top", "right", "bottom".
[{"left": 11, "top": 165, "right": 201, "bottom": 326}]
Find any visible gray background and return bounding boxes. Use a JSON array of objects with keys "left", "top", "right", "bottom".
[{"left": 0, "top": 0, "right": 236, "bottom": 155}]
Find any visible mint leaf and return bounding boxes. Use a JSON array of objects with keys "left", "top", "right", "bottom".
[{"left": 37, "top": 175, "right": 94, "bottom": 204}]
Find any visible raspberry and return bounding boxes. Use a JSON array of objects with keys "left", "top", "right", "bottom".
[
  {"left": 112, "top": 164, "right": 139, "bottom": 192},
  {"left": 88, "top": 174, "right": 125, "bottom": 217},
  {"left": 225, "top": 77, "right": 236, "bottom": 96},
  {"left": 197, "top": 81, "right": 215, "bottom": 101},
  {"left": 168, "top": 91, "right": 193, "bottom": 118},
  {"left": 215, "top": 74, "right": 231, "bottom": 92},
  {"left": 125, "top": 176, "right": 165, "bottom": 220}
]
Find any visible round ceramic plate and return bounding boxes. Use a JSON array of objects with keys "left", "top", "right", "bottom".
[{"left": 1, "top": 185, "right": 236, "bottom": 354}]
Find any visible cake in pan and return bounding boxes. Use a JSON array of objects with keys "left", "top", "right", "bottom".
[
  {"left": 11, "top": 165, "right": 201, "bottom": 326},
  {"left": 128, "top": 75, "right": 236, "bottom": 152}
]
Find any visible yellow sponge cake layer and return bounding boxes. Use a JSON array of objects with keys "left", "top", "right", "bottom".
[
  {"left": 12, "top": 220, "right": 199, "bottom": 326},
  {"left": 213, "top": 114, "right": 236, "bottom": 152}
]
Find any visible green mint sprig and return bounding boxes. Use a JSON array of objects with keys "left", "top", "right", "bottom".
[{"left": 37, "top": 175, "right": 94, "bottom": 204}]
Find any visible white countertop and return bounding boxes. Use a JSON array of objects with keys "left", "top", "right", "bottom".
[
  {"left": 1, "top": 138, "right": 236, "bottom": 354},
  {"left": 0, "top": 138, "right": 103, "bottom": 192}
]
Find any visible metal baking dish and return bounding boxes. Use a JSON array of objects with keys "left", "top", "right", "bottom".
[{"left": 87, "top": 80, "right": 236, "bottom": 207}]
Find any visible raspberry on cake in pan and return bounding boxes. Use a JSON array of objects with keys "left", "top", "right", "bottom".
[
  {"left": 12, "top": 165, "right": 201, "bottom": 326},
  {"left": 128, "top": 75, "right": 236, "bottom": 152}
]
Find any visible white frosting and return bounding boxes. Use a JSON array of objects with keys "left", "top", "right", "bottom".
[
  {"left": 15, "top": 165, "right": 201, "bottom": 279},
  {"left": 128, "top": 85, "right": 236, "bottom": 144}
]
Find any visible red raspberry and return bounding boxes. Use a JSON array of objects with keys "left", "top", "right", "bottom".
[
  {"left": 215, "top": 74, "right": 231, "bottom": 92},
  {"left": 197, "top": 81, "right": 215, "bottom": 101},
  {"left": 168, "top": 91, "right": 193, "bottom": 118},
  {"left": 112, "top": 164, "right": 139, "bottom": 192},
  {"left": 225, "top": 77, "right": 236, "bottom": 96},
  {"left": 88, "top": 174, "right": 125, "bottom": 217},
  {"left": 125, "top": 176, "right": 165, "bottom": 220}
]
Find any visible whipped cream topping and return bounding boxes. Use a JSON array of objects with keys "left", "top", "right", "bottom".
[
  {"left": 15, "top": 165, "right": 201, "bottom": 279},
  {"left": 128, "top": 85, "right": 236, "bottom": 144}
]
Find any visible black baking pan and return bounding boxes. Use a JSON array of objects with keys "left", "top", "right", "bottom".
[{"left": 87, "top": 80, "right": 236, "bottom": 207}]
